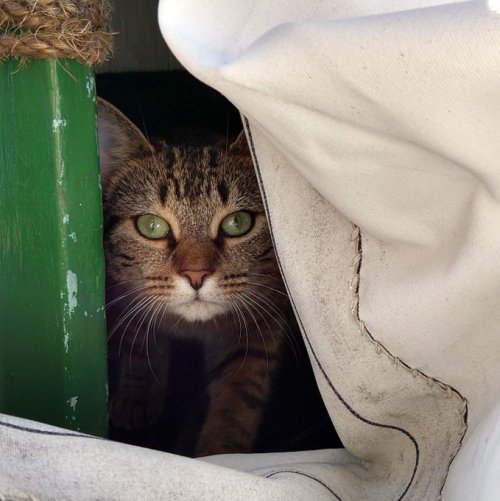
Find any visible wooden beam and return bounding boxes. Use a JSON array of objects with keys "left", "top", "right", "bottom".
[{"left": 0, "top": 59, "right": 108, "bottom": 437}]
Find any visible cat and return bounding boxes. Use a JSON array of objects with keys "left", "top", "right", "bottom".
[{"left": 98, "top": 98, "right": 298, "bottom": 457}]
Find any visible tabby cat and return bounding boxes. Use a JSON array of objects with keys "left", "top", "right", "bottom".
[{"left": 98, "top": 98, "right": 296, "bottom": 457}]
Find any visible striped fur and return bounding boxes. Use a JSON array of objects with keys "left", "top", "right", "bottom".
[{"left": 99, "top": 99, "right": 295, "bottom": 456}]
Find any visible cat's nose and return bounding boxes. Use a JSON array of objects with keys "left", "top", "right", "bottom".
[{"left": 180, "top": 270, "right": 211, "bottom": 290}]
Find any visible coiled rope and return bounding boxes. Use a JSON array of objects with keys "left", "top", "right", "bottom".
[{"left": 0, "top": 0, "right": 113, "bottom": 65}]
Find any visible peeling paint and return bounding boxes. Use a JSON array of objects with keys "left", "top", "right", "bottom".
[
  {"left": 52, "top": 118, "right": 67, "bottom": 131},
  {"left": 85, "top": 75, "right": 96, "bottom": 102},
  {"left": 68, "top": 232, "right": 77, "bottom": 242},
  {"left": 57, "top": 160, "right": 65, "bottom": 187},
  {"left": 66, "top": 270, "right": 78, "bottom": 315},
  {"left": 67, "top": 396, "right": 78, "bottom": 411},
  {"left": 63, "top": 214, "right": 70, "bottom": 224},
  {"left": 63, "top": 330, "right": 69, "bottom": 352}
]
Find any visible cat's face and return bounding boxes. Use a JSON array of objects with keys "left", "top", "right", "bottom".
[{"left": 99, "top": 99, "right": 278, "bottom": 324}]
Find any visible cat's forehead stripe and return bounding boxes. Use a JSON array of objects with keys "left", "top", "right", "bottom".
[
  {"left": 159, "top": 183, "right": 168, "bottom": 205},
  {"left": 156, "top": 147, "right": 229, "bottom": 203},
  {"left": 165, "top": 169, "right": 182, "bottom": 199},
  {"left": 208, "top": 147, "right": 218, "bottom": 170},
  {"left": 217, "top": 180, "right": 229, "bottom": 204},
  {"left": 165, "top": 147, "right": 175, "bottom": 169}
]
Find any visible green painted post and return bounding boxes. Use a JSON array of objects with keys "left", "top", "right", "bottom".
[{"left": 0, "top": 58, "right": 108, "bottom": 437}]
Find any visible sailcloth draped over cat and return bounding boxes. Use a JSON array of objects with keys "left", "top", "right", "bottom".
[
  {"left": 158, "top": 0, "right": 500, "bottom": 499},
  {"left": 2, "top": 1, "right": 500, "bottom": 500}
]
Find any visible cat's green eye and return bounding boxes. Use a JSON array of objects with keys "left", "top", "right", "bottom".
[
  {"left": 220, "top": 211, "right": 253, "bottom": 237},
  {"left": 136, "top": 214, "right": 170, "bottom": 239}
]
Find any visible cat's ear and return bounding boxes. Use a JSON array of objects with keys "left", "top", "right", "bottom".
[
  {"left": 229, "top": 130, "right": 250, "bottom": 153},
  {"left": 97, "top": 97, "right": 154, "bottom": 181}
]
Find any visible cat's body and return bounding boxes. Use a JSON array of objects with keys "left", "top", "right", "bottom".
[{"left": 99, "top": 99, "right": 295, "bottom": 456}]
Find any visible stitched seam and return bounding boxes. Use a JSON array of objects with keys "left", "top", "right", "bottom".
[
  {"left": 243, "top": 117, "right": 419, "bottom": 501},
  {"left": 350, "top": 225, "right": 468, "bottom": 500},
  {"left": 266, "top": 470, "right": 342, "bottom": 500}
]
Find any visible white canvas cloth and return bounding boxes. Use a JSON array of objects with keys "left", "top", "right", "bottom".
[
  {"left": 157, "top": 0, "right": 500, "bottom": 499},
  {"left": 3, "top": 1, "right": 500, "bottom": 500}
]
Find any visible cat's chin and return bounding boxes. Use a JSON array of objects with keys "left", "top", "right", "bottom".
[{"left": 170, "top": 300, "right": 228, "bottom": 323}]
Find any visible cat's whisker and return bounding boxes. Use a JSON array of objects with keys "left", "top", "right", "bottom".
[
  {"left": 234, "top": 294, "right": 270, "bottom": 373},
  {"left": 211, "top": 313, "right": 220, "bottom": 335},
  {"left": 115, "top": 295, "right": 156, "bottom": 358},
  {"left": 129, "top": 296, "right": 167, "bottom": 380},
  {"left": 234, "top": 299, "right": 250, "bottom": 367},
  {"left": 122, "top": 297, "right": 155, "bottom": 370},
  {"left": 108, "top": 291, "right": 148, "bottom": 329},
  {"left": 243, "top": 289, "right": 300, "bottom": 362},
  {"left": 249, "top": 272, "right": 284, "bottom": 280},
  {"left": 106, "top": 284, "right": 153, "bottom": 308},
  {"left": 240, "top": 290, "right": 303, "bottom": 376},
  {"left": 244, "top": 288, "right": 290, "bottom": 331},
  {"left": 168, "top": 311, "right": 185, "bottom": 336},
  {"left": 152, "top": 295, "right": 167, "bottom": 335},
  {"left": 153, "top": 300, "right": 169, "bottom": 352},
  {"left": 228, "top": 299, "right": 243, "bottom": 349},
  {"left": 148, "top": 296, "right": 165, "bottom": 350},
  {"left": 243, "top": 288, "right": 286, "bottom": 327},
  {"left": 249, "top": 272, "right": 289, "bottom": 286},
  {"left": 108, "top": 292, "right": 150, "bottom": 342},
  {"left": 220, "top": 299, "right": 250, "bottom": 383},
  {"left": 238, "top": 291, "right": 277, "bottom": 350},
  {"left": 106, "top": 278, "right": 144, "bottom": 290},
  {"left": 138, "top": 296, "right": 162, "bottom": 354},
  {"left": 144, "top": 297, "right": 165, "bottom": 386},
  {"left": 245, "top": 281, "right": 289, "bottom": 298},
  {"left": 127, "top": 296, "right": 161, "bottom": 376},
  {"left": 222, "top": 299, "right": 244, "bottom": 367}
]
